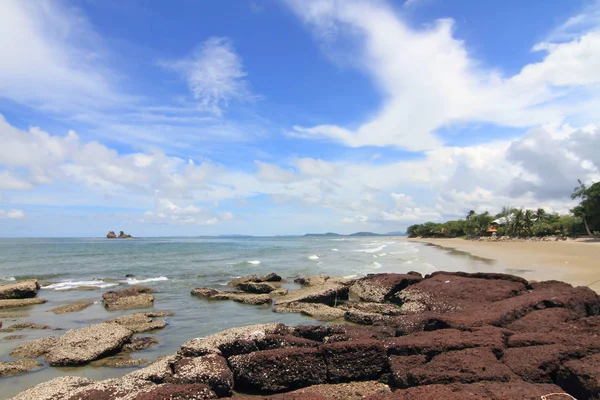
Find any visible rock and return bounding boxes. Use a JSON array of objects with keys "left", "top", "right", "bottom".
[
  {"left": 10, "top": 336, "right": 59, "bottom": 358},
  {"left": 269, "top": 288, "right": 289, "bottom": 297},
  {"left": 323, "top": 339, "right": 388, "bottom": 383},
  {"left": 125, "top": 354, "right": 179, "bottom": 383},
  {"left": 107, "top": 230, "right": 133, "bottom": 239},
  {"left": 344, "top": 310, "right": 387, "bottom": 325},
  {"left": 502, "top": 345, "right": 581, "bottom": 383},
  {"left": 49, "top": 302, "right": 93, "bottom": 314},
  {"left": 238, "top": 281, "right": 277, "bottom": 294},
  {"left": 0, "top": 358, "right": 43, "bottom": 376},
  {"left": 0, "top": 280, "right": 40, "bottom": 300},
  {"left": 389, "top": 355, "right": 428, "bottom": 388},
  {"left": 179, "top": 323, "right": 289, "bottom": 357},
  {"left": 0, "top": 322, "right": 51, "bottom": 332},
  {"left": 132, "top": 383, "right": 216, "bottom": 400},
  {"left": 0, "top": 298, "right": 46, "bottom": 309},
  {"left": 240, "top": 381, "right": 392, "bottom": 400},
  {"left": 229, "top": 347, "right": 327, "bottom": 393},
  {"left": 191, "top": 287, "right": 272, "bottom": 305},
  {"left": 228, "top": 273, "right": 282, "bottom": 287},
  {"left": 294, "top": 274, "right": 330, "bottom": 286},
  {"left": 9, "top": 376, "right": 95, "bottom": 400},
  {"left": 276, "top": 282, "right": 349, "bottom": 306},
  {"left": 3, "top": 334, "right": 26, "bottom": 340},
  {"left": 171, "top": 354, "right": 234, "bottom": 397},
  {"left": 274, "top": 302, "right": 346, "bottom": 321},
  {"left": 255, "top": 334, "right": 321, "bottom": 351},
  {"left": 106, "top": 231, "right": 117, "bottom": 238},
  {"left": 122, "top": 336, "right": 159, "bottom": 352},
  {"left": 505, "top": 308, "right": 579, "bottom": 333},
  {"left": 91, "top": 354, "right": 149, "bottom": 368},
  {"left": 102, "top": 286, "right": 155, "bottom": 310},
  {"left": 106, "top": 313, "right": 167, "bottom": 333},
  {"left": 125, "top": 274, "right": 136, "bottom": 278},
  {"left": 349, "top": 273, "right": 422, "bottom": 303},
  {"left": 45, "top": 323, "right": 133, "bottom": 366},
  {"left": 403, "top": 347, "right": 518, "bottom": 386},
  {"left": 556, "top": 353, "right": 600, "bottom": 400}
]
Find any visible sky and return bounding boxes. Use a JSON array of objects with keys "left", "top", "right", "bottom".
[{"left": 1, "top": 0, "right": 600, "bottom": 237}]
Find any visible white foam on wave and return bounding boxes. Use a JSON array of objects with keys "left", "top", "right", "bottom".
[
  {"left": 247, "top": 260, "right": 261, "bottom": 265},
  {"left": 43, "top": 280, "right": 118, "bottom": 291},
  {"left": 331, "top": 248, "right": 338, "bottom": 252},
  {"left": 1, "top": 277, "right": 16, "bottom": 281},
  {"left": 355, "top": 245, "right": 386, "bottom": 253},
  {"left": 344, "top": 274, "right": 358, "bottom": 279},
  {"left": 122, "top": 276, "right": 169, "bottom": 285},
  {"left": 308, "top": 255, "right": 320, "bottom": 260},
  {"left": 316, "top": 261, "right": 323, "bottom": 267},
  {"left": 369, "top": 261, "right": 383, "bottom": 269}
]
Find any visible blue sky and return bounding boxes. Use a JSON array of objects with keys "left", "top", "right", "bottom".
[{"left": 1, "top": 0, "right": 600, "bottom": 237}]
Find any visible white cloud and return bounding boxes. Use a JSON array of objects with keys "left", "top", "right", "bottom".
[
  {"left": 161, "top": 37, "right": 254, "bottom": 115},
  {"left": 0, "top": 170, "right": 34, "bottom": 190},
  {"left": 254, "top": 161, "right": 296, "bottom": 182},
  {"left": 294, "top": 158, "right": 337, "bottom": 177},
  {"left": 285, "top": 0, "right": 600, "bottom": 150},
  {"left": 0, "top": 209, "right": 24, "bottom": 219},
  {"left": 341, "top": 214, "right": 368, "bottom": 223}
]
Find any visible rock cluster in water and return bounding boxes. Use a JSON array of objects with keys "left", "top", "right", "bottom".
[
  {"left": 6, "top": 270, "right": 600, "bottom": 399},
  {"left": 106, "top": 231, "right": 133, "bottom": 239}
]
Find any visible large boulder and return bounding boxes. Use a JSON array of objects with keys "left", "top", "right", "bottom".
[
  {"left": 350, "top": 273, "right": 422, "bottom": 303},
  {"left": 45, "top": 323, "right": 133, "bottom": 366},
  {"left": 229, "top": 347, "right": 328, "bottom": 393},
  {"left": 171, "top": 354, "right": 234, "bottom": 397},
  {"left": 132, "top": 384, "right": 216, "bottom": 400},
  {"left": 102, "top": 286, "right": 155, "bottom": 310},
  {"left": 0, "top": 280, "right": 40, "bottom": 300},
  {"left": 9, "top": 376, "right": 95, "bottom": 400}
]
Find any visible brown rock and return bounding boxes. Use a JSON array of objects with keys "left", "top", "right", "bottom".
[
  {"left": 229, "top": 347, "right": 327, "bottom": 393},
  {"left": 45, "top": 323, "right": 133, "bottom": 366},
  {"left": 323, "top": 339, "right": 388, "bottom": 383},
  {"left": 276, "top": 282, "right": 349, "bottom": 306},
  {"left": 389, "top": 354, "right": 428, "bottom": 388},
  {"left": 243, "top": 381, "right": 392, "bottom": 400},
  {"left": 349, "top": 273, "right": 422, "bottom": 303},
  {"left": 102, "top": 286, "right": 155, "bottom": 310},
  {"left": 10, "top": 376, "right": 95, "bottom": 400},
  {"left": 0, "top": 298, "right": 46, "bottom": 309},
  {"left": 3, "top": 334, "right": 26, "bottom": 340},
  {"left": 171, "top": 354, "right": 234, "bottom": 397},
  {"left": 49, "top": 302, "right": 93, "bottom": 314},
  {"left": 503, "top": 345, "right": 583, "bottom": 383},
  {"left": 91, "top": 353, "right": 149, "bottom": 368},
  {"left": 255, "top": 334, "right": 321, "bottom": 351},
  {"left": 10, "top": 336, "right": 59, "bottom": 358},
  {"left": 0, "top": 280, "right": 40, "bottom": 300},
  {"left": 0, "top": 322, "right": 51, "bottom": 332},
  {"left": 228, "top": 273, "right": 282, "bottom": 287},
  {"left": 556, "top": 353, "right": 600, "bottom": 400},
  {"left": 238, "top": 281, "right": 277, "bottom": 294},
  {"left": 132, "top": 383, "right": 216, "bottom": 400},
  {"left": 294, "top": 274, "right": 330, "bottom": 286},
  {"left": 0, "top": 358, "right": 43, "bottom": 376},
  {"left": 106, "top": 313, "right": 167, "bottom": 333},
  {"left": 122, "top": 336, "right": 159, "bottom": 352},
  {"left": 274, "top": 302, "right": 346, "bottom": 321},
  {"left": 191, "top": 287, "right": 272, "bottom": 305}
]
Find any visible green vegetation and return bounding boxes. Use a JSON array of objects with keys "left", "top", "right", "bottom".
[{"left": 407, "top": 180, "right": 600, "bottom": 238}]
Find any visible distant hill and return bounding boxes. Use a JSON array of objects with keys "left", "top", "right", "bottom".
[
  {"left": 304, "top": 232, "right": 341, "bottom": 237},
  {"left": 348, "top": 232, "right": 380, "bottom": 237}
]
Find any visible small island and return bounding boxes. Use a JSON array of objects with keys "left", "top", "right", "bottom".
[{"left": 106, "top": 230, "right": 133, "bottom": 239}]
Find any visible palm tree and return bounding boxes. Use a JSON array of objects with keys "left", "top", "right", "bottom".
[
  {"left": 524, "top": 209, "right": 535, "bottom": 236},
  {"left": 534, "top": 208, "right": 547, "bottom": 223},
  {"left": 466, "top": 210, "right": 476, "bottom": 221},
  {"left": 509, "top": 208, "right": 525, "bottom": 237},
  {"left": 571, "top": 179, "right": 593, "bottom": 236}
]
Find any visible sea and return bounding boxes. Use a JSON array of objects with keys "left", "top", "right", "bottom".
[{"left": 0, "top": 236, "right": 517, "bottom": 398}]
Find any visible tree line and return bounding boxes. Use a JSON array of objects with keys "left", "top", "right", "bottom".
[{"left": 407, "top": 180, "right": 600, "bottom": 238}]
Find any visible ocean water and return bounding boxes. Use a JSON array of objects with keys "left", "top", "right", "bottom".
[{"left": 0, "top": 237, "right": 507, "bottom": 398}]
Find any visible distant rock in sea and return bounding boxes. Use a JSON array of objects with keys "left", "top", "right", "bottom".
[{"left": 106, "top": 230, "right": 133, "bottom": 239}]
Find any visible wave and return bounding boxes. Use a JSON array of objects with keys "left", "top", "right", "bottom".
[
  {"left": 247, "top": 260, "right": 261, "bottom": 265},
  {"left": 354, "top": 245, "right": 386, "bottom": 253},
  {"left": 1, "top": 277, "right": 16, "bottom": 281},
  {"left": 368, "top": 261, "right": 383, "bottom": 269},
  {"left": 43, "top": 280, "right": 118, "bottom": 291},
  {"left": 308, "top": 255, "right": 320, "bottom": 260},
  {"left": 330, "top": 248, "right": 338, "bottom": 251},
  {"left": 122, "top": 276, "right": 169, "bottom": 285}
]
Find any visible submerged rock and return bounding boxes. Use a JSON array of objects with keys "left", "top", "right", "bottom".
[
  {"left": 0, "top": 280, "right": 40, "bottom": 300},
  {"left": 44, "top": 323, "right": 133, "bottom": 366},
  {"left": 0, "top": 358, "right": 43, "bottom": 377},
  {"left": 274, "top": 302, "right": 346, "bottom": 321},
  {"left": 102, "top": 286, "right": 155, "bottom": 310},
  {"left": 227, "top": 273, "right": 282, "bottom": 287},
  {"left": 106, "top": 313, "right": 167, "bottom": 333},
  {"left": 0, "top": 298, "right": 46, "bottom": 310},
  {"left": 0, "top": 322, "right": 52, "bottom": 332},
  {"left": 191, "top": 288, "right": 272, "bottom": 305},
  {"left": 10, "top": 336, "right": 59, "bottom": 358},
  {"left": 49, "top": 302, "right": 93, "bottom": 314}
]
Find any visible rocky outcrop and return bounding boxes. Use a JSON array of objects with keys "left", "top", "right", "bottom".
[
  {"left": 191, "top": 288, "right": 272, "bottom": 305},
  {"left": 294, "top": 274, "right": 330, "bottom": 286},
  {"left": 9, "top": 271, "right": 600, "bottom": 400},
  {"left": 106, "top": 312, "right": 168, "bottom": 333},
  {"left": 0, "top": 280, "right": 40, "bottom": 300},
  {"left": 349, "top": 273, "right": 422, "bottom": 303},
  {"left": 106, "top": 231, "right": 117, "bottom": 238},
  {"left": 106, "top": 231, "right": 133, "bottom": 239},
  {"left": 273, "top": 302, "right": 346, "bottom": 321},
  {"left": 102, "top": 286, "right": 155, "bottom": 310},
  {"left": 49, "top": 301, "right": 93, "bottom": 314},
  {"left": 44, "top": 323, "right": 133, "bottom": 366},
  {"left": 0, "top": 298, "right": 46, "bottom": 309},
  {"left": 238, "top": 282, "right": 277, "bottom": 294},
  {"left": 0, "top": 358, "right": 43, "bottom": 376},
  {"left": 275, "top": 282, "right": 349, "bottom": 306},
  {"left": 228, "top": 273, "right": 282, "bottom": 288}
]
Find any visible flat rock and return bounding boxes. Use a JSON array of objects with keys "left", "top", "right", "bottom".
[
  {"left": 45, "top": 323, "right": 133, "bottom": 366},
  {"left": 0, "top": 280, "right": 40, "bottom": 300},
  {"left": 238, "top": 281, "right": 277, "bottom": 294},
  {"left": 0, "top": 322, "right": 52, "bottom": 332},
  {"left": 171, "top": 354, "right": 234, "bottom": 397},
  {"left": 9, "top": 376, "right": 95, "bottom": 400},
  {"left": 179, "top": 323, "right": 289, "bottom": 357},
  {"left": 132, "top": 383, "right": 216, "bottom": 400},
  {"left": 323, "top": 339, "right": 388, "bottom": 383},
  {"left": 3, "top": 334, "right": 27, "bottom": 340},
  {"left": 102, "top": 287, "right": 155, "bottom": 310},
  {"left": 0, "top": 358, "right": 43, "bottom": 376},
  {"left": 275, "top": 282, "right": 349, "bottom": 306},
  {"left": 0, "top": 298, "right": 47, "bottom": 309},
  {"left": 237, "top": 381, "right": 392, "bottom": 400},
  {"left": 122, "top": 336, "right": 159, "bottom": 352},
  {"left": 228, "top": 273, "right": 282, "bottom": 287},
  {"left": 49, "top": 302, "right": 93, "bottom": 314},
  {"left": 191, "top": 288, "right": 272, "bottom": 305},
  {"left": 106, "top": 313, "right": 167, "bottom": 333},
  {"left": 10, "top": 336, "right": 59, "bottom": 358},
  {"left": 350, "top": 273, "right": 422, "bottom": 303},
  {"left": 229, "top": 347, "right": 327, "bottom": 393},
  {"left": 556, "top": 353, "right": 600, "bottom": 400},
  {"left": 91, "top": 354, "right": 149, "bottom": 368},
  {"left": 294, "top": 274, "right": 330, "bottom": 286},
  {"left": 502, "top": 345, "right": 582, "bottom": 383},
  {"left": 274, "top": 302, "right": 346, "bottom": 321}
]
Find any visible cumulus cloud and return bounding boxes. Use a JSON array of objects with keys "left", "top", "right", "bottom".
[
  {"left": 0, "top": 209, "right": 24, "bottom": 219},
  {"left": 285, "top": 0, "right": 600, "bottom": 150},
  {"left": 141, "top": 199, "right": 229, "bottom": 225},
  {"left": 341, "top": 214, "right": 368, "bottom": 223},
  {"left": 161, "top": 37, "right": 254, "bottom": 115}
]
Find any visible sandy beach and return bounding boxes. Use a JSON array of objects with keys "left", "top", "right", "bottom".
[{"left": 406, "top": 237, "right": 600, "bottom": 292}]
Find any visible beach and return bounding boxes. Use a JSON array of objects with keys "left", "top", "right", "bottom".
[{"left": 407, "top": 237, "right": 600, "bottom": 292}]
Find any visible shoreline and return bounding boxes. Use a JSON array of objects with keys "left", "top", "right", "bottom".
[{"left": 404, "top": 237, "right": 600, "bottom": 291}]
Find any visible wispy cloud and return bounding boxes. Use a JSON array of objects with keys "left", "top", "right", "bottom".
[
  {"left": 0, "top": 209, "right": 24, "bottom": 219},
  {"left": 160, "top": 37, "right": 256, "bottom": 116}
]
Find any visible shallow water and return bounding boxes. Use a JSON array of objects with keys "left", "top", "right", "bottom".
[{"left": 0, "top": 237, "right": 515, "bottom": 398}]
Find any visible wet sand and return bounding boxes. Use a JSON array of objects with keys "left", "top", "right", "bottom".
[{"left": 406, "top": 238, "right": 600, "bottom": 292}]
